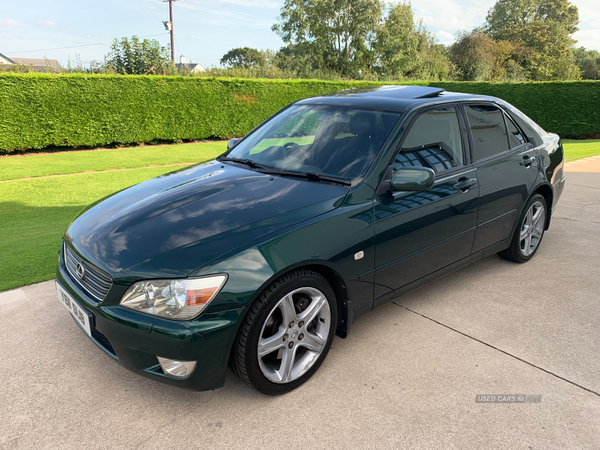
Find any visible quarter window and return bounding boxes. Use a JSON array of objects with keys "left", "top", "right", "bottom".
[
  {"left": 394, "top": 107, "right": 464, "bottom": 173},
  {"left": 505, "top": 113, "right": 527, "bottom": 148},
  {"left": 466, "top": 104, "right": 510, "bottom": 160}
]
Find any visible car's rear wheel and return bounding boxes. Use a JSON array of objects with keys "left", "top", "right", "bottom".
[
  {"left": 231, "top": 269, "right": 337, "bottom": 395},
  {"left": 498, "top": 194, "right": 547, "bottom": 263}
]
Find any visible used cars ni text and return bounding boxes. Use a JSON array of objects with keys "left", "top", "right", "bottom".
[{"left": 56, "top": 85, "right": 565, "bottom": 395}]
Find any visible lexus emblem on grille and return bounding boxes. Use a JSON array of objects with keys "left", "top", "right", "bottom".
[{"left": 76, "top": 263, "right": 85, "bottom": 279}]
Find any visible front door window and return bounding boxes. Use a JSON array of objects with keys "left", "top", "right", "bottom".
[{"left": 394, "top": 107, "right": 464, "bottom": 173}]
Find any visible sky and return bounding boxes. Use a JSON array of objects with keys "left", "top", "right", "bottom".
[{"left": 1, "top": 0, "right": 599, "bottom": 69}]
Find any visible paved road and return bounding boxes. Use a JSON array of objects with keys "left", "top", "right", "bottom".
[{"left": 1, "top": 159, "right": 599, "bottom": 450}]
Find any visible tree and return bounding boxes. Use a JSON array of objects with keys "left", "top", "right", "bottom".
[
  {"left": 480, "top": 0, "right": 581, "bottom": 80},
  {"left": 495, "top": 20, "right": 580, "bottom": 80},
  {"left": 273, "top": 0, "right": 384, "bottom": 78},
  {"left": 220, "top": 47, "right": 267, "bottom": 68},
  {"left": 104, "top": 36, "right": 172, "bottom": 75},
  {"left": 272, "top": 0, "right": 450, "bottom": 80},
  {"left": 485, "top": 0, "right": 579, "bottom": 36},
  {"left": 450, "top": 29, "right": 525, "bottom": 81},
  {"left": 574, "top": 47, "right": 600, "bottom": 79},
  {"left": 375, "top": 2, "right": 449, "bottom": 80}
]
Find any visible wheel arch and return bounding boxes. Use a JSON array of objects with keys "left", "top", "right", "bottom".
[
  {"left": 236, "top": 261, "right": 353, "bottom": 341},
  {"left": 301, "top": 263, "right": 352, "bottom": 339},
  {"left": 531, "top": 182, "right": 553, "bottom": 230}
]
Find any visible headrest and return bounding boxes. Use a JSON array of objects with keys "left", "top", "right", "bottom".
[{"left": 349, "top": 112, "right": 377, "bottom": 138}]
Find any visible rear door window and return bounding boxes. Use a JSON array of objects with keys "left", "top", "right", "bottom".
[
  {"left": 394, "top": 106, "right": 464, "bottom": 173},
  {"left": 465, "top": 104, "right": 510, "bottom": 160}
]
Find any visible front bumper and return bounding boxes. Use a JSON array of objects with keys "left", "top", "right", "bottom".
[{"left": 56, "top": 251, "right": 245, "bottom": 391}]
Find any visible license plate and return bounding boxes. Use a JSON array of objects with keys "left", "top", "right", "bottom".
[{"left": 56, "top": 281, "right": 92, "bottom": 338}]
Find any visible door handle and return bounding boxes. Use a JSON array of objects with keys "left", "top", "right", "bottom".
[
  {"left": 519, "top": 156, "right": 536, "bottom": 167},
  {"left": 453, "top": 177, "right": 477, "bottom": 192}
]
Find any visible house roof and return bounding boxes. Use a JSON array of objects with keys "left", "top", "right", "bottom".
[
  {"left": 176, "top": 62, "right": 204, "bottom": 72},
  {"left": 0, "top": 53, "right": 16, "bottom": 64},
  {"left": 8, "top": 57, "right": 62, "bottom": 72}
]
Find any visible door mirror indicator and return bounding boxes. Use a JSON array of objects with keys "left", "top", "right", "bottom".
[
  {"left": 227, "top": 138, "right": 241, "bottom": 151},
  {"left": 390, "top": 167, "right": 435, "bottom": 191}
]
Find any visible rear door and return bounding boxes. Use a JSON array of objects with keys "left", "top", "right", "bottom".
[
  {"left": 461, "top": 103, "right": 539, "bottom": 253},
  {"left": 373, "top": 104, "right": 479, "bottom": 300}
]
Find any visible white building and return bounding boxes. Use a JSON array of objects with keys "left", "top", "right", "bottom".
[{"left": 175, "top": 55, "right": 204, "bottom": 74}]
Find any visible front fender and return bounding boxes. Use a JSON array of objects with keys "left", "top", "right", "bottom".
[{"left": 193, "top": 184, "right": 377, "bottom": 335}]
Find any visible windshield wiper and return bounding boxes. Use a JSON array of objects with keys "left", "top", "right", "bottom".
[
  {"left": 218, "top": 157, "right": 351, "bottom": 186},
  {"left": 269, "top": 169, "right": 352, "bottom": 186},
  {"left": 218, "top": 157, "right": 268, "bottom": 170}
]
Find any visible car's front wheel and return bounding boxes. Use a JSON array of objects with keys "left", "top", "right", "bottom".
[
  {"left": 231, "top": 269, "right": 337, "bottom": 395},
  {"left": 498, "top": 193, "right": 547, "bottom": 263}
]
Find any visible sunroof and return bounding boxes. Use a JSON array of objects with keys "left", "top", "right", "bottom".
[{"left": 338, "top": 85, "right": 445, "bottom": 99}]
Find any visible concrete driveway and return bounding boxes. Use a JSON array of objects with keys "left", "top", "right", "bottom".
[{"left": 1, "top": 159, "right": 599, "bottom": 450}]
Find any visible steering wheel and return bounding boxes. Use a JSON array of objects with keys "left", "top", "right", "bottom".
[{"left": 282, "top": 142, "right": 311, "bottom": 164}]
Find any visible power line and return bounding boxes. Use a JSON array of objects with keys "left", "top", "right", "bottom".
[{"left": 6, "top": 33, "right": 170, "bottom": 54}]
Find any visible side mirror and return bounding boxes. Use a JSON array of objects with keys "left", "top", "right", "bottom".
[
  {"left": 227, "top": 138, "right": 241, "bottom": 151},
  {"left": 390, "top": 167, "right": 435, "bottom": 191}
]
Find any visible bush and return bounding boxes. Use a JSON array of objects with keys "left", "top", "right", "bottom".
[
  {"left": 1, "top": 73, "right": 598, "bottom": 153},
  {"left": 430, "top": 81, "right": 600, "bottom": 139}
]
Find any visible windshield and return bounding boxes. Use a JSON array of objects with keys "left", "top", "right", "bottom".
[{"left": 225, "top": 105, "right": 401, "bottom": 180}]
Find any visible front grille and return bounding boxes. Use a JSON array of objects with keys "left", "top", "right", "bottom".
[{"left": 64, "top": 243, "right": 112, "bottom": 302}]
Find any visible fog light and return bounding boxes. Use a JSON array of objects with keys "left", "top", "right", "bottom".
[{"left": 157, "top": 357, "right": 197, "bottom": 379}]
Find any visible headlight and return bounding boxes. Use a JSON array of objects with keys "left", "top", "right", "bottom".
[{"left": 119, "top": 275, "right": 227, "bottom": 320}]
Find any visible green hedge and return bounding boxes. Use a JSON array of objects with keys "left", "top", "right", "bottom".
[
  {"left": 0, "top": 74, "right": 598, "bottom": 153},
  {"left": 429, "top": 81, "right": 600, "bottom": 140}
]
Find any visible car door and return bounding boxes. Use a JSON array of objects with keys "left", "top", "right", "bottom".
[
  {"left": 373, "top": 104, "right": 479, "bottom": 300},
  {"left": 461, "top": 103, "right": 540, "bottom": 253}
]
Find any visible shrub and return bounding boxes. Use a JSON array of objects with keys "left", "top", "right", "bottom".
[
  {"left": 0, "top": 73, "right": 598, "bottom": 153},
  {"left": 430, "top": 80, "right": 600, "bottom": 139}
]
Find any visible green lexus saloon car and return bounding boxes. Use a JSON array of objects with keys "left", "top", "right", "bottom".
[{"left": 56, "top": 85, "right": 565, "bottom": 395}]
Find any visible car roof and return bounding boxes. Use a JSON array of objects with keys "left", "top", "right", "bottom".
[{"left": 296, "top": 85, "right": 499, "bottom": 111}]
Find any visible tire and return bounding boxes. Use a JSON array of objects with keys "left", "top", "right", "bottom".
[
  {"left": 498, "top": 194, "right": 547, "bottom": 263},
  {"left": 230, "top": 269, "right": 337, "bottom": 395}
]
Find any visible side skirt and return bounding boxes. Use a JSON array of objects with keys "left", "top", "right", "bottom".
[{"left": 370, "top": 238, "right": 511, "bottom": 311}]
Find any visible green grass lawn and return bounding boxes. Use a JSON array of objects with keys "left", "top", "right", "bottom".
[
  {"left": 563, "top": 139, "right": 600, "bottom": 162},
  {"left": 0, "top": 142, "right": 226, "bottom": 291},
  {"left": 1, "top": 138, "right": 599, "bottom": 292},
  {"left": 0, "top": 141, "right": 226, "bottom": 181}
]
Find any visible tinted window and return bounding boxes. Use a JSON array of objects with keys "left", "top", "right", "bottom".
[
  {"left": 502, "top": 104, "right": 544, "bottom": 147},
  {"left": 466, "top": 104, "right": 509, "bottom": 160},
  {"left": 228, "top": 105, "right": 400, "bottom": 179},
  {"left": 394, "top": 107, "right": 463, "bottom": 173},
  {"left": 505, "top": 113, "right": 527, "bottom": 148}
]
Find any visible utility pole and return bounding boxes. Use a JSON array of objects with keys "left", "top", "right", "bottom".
[{"left": 162, "top": 0, "right": 177, "bottom": 63}]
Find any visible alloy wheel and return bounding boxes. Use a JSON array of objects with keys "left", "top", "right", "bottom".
[
  {"left": 257, "top": 287, "right": 331, "bottom": 384},
  {"left": 519, "top": 201, "right": 546, "bottom": 257}
]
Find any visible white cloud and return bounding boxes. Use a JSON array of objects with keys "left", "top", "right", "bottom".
[
  {"left": 403, "top": 0, "right": 600, "bottom": 49},
  {"left": 574, "top": 0, "right": 600, "bottom": 28},
  {"left": 573, "top": 29, "right": 600, "bottom": 50},
  {"left": 37, "top": 20, "right": 56, "bottom": 27},
  {"left": 436, "top": 30, "right": 455, "bottom": 45},
  {"left": 395, "top": 0, "right": 495, "bottom": 46},
  {"left": 0, "top": 19, "right": 25, "bottom": 28},
  {"left": 572, "top": 0, "right": 600, "bottom": 50}
]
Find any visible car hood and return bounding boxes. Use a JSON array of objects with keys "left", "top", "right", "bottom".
[{"left": 65, "top": 161, "right": 349, "bottom": 284}]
